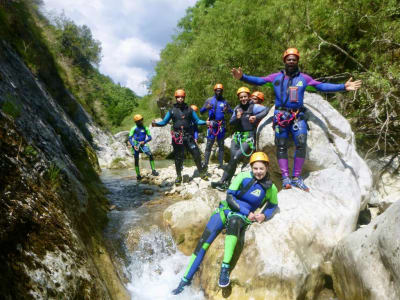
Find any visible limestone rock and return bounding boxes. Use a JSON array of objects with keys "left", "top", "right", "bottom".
[
  {"left": 367, "top": 156, "right": 400, "bottom": 213},
  {"left": 164, "top": 92, "right": 373, "bottom": 299},
  {"left": 332, "top": 200, "right": 400, "bottom": 300},
  {"left": 148, "top": 120, "right": 173, "bottom": 157}
]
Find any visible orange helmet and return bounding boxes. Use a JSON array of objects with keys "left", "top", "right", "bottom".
[
  {"left": 191, "top": 105, "right": 198, "bottom": 112},
  {"left": 214, "top": 83, "right": 224, "bottom": 90},
  {"left": 251, "top": 91, "right": 265, "bottom": 103},
  {"left": 283, "top": 48, "right": 300, "bottom": 61},
  {"left": 236, "top": 86, "right": 250, "bottom": 96},
  {"left": 174, "top": 89, "right": 186, "bottom": 97},
  {"left": 133, "top": 114, "right": 143, "bottom": 122},
  {"left": 250, "top": 152, "right": 269, "bottom": 165}
]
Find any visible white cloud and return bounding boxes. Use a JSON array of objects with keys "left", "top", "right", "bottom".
[{"left": 42, "top": 0, "right": 197, "bottom": 96}]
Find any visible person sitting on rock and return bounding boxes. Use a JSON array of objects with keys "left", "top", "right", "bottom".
[
  {"left": 250, "top": 91, "right": 265, "bottom": 105},
  {"left": 172, "top": 151, "right": 278, "bottom": 295},
  {"left": 152, "top": 89, "right": 208, "bottom": 185},
  {"left": 232, "top": 48, "right": 362, "bottom": 191},
  {"left": 129, "top": 114, "right": 159, "bottom": 181},
  {"left": 211, "top": 87, "right": 268, "bottom": 191},
  {"left": 190, "top": 105, "right": 200, "bottom": 144},
  {"left": 200, "top": 83, "right": 233, "bottom": 170}
]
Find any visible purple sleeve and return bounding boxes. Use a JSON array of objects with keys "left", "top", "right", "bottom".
[
  {"left": 303, "top": 73, "right": 346, "bottom": 92},
  {"left": 241, "top": 73, "right": 280, "bottom": 85}
]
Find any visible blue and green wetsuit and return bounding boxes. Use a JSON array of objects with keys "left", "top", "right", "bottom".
[
  {"left": 128, "top": 125, "right": 156, "bottom": 177},
  {"left": 180, "top": 171, "right": 278, "bottom": 283}
]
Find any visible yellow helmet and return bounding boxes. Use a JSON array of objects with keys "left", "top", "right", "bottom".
[
  {"left": 133, "top": 114, "right": 143, "bottom": 122},
  {"left": 250, "top": 152, "right": 270, "bottom": 165},
  {"left": 236, "top": 86, "right": 250, "bottom": 96},
  {"left": 190, "top": 105, "right": 198, "bottom": 112}
]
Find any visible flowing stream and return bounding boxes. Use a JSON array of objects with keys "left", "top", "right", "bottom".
[{"left": 101, "top": 168, "right": 205, "bottom": 300}]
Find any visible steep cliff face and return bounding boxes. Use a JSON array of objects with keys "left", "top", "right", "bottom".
[{"left": 0, "top": 40, "right": 128, "bottom": 299}]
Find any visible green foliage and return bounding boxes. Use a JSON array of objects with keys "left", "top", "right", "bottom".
[
  {"left": 112, "top": 94, "right": 158, "bottom": 133},
  {"left": 47, "top": 163, "right": 61, "bottom": 191},
  {"left": 151, "top": 0, "right": 400, "bottom": 155},
  {"left": 53, "top": 13, "right": 102, "bottom": 67},
  {"left": 23, "top": 145, "right": 38, "bottom": 157},
  {"left": 0, "top": 1, "right": 138, "bottom": 129},
  {"left": 1, "top": 95, "right": 21, "bottom": 119}
]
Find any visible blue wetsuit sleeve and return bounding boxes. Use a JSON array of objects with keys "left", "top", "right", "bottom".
[
  {"left": 241, "top": 74, "right": 269, "bottom": 85},
  {"left": 262, "top": 203, "right": 278, "bottom": 219},
  {"left": 315, "top": 83, "right": 346, "bottom": 92},
  {"left": 200, "top": 99, "right": 209, "bottom": 114},
  {"left": 156, "top": 111, "right": 172, "bottom": 126},
  {"left": 192, "top": 111, "right": 206, "bottom": 125},
  {"left": 144, "top": 127, "right": 152, "bottom": 144},
  {"left": 128, "top": 136, "right": 135, "bottom": 147},
  {"left": 226, "top": 101, "right": 233, "bottom": 114},
  {"left": 253, "top": 104, "right": 268, "bottom": 120}
]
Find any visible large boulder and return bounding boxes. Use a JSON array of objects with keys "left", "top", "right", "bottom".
[
  {"left": 332, "top": 199, "right": 400, "bottom": 300},
  {"left": 164, "top": 92, "right": 373, "bottom": 299},
  {"left": 367, "top": 155, "right": 400, "bottom": 213},
  {"left": 147, "top": 120, "right": 173, "bottom": 157}
]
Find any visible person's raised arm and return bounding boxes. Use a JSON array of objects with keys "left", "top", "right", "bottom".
[{"left": 152, "top": 111, "right": 172, "bottom": 127}]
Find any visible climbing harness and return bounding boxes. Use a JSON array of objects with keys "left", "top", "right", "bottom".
[
  {"left": 208, "top": 120, "right": 223, "bottom": 136},
  {"left": 275, "top": 109, "right": 299, "bottom": 128},
  {"left": 233, "top": 132, "right": 254, "bottom": 157},
  {"left": 171, "top": 126, "right": 184, "bottom": 144}
]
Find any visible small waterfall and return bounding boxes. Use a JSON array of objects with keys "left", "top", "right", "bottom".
[{"left": 127, "top": 227, "right": 205, "bottom": 300}]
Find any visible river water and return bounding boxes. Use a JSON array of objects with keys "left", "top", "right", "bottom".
[{"left": 101, "top": 168, "right": 205, "bottom": 300}]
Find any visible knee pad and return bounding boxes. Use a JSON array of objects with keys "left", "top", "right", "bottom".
[
  {"left": 226, "top": 216, "right": 244, "bottom": 237},
  {"left": 194, "top": 228, "right": 212, "bottom": 255},
  {"left": 295, "top": 134, "right": 307, "bottom": 149},
  {"left": 275, "top": 137, "right": 288, "bottom": 158}
]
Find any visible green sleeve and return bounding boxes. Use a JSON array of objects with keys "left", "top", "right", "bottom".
[
  {"left": 264, "top": 184, "right": 278, "bottom": 205},
  {"left": 228, "top": 171, "right": 252, "bottom": 191},
  {"left": 129, "top": 126, "right": 137, "bottom": 137},
  {"left": 145, "top": 126, "right": 151, "bottom": 136}
]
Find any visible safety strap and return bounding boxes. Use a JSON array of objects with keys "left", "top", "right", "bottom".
[
  {"left": 208, "top": 120, "right": 222, "bottom": 136},
  {"left": 237, "top": 177, "right": 256, "bottom": 199}
]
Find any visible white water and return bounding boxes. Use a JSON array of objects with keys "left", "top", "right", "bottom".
[{"left": 127, "top": 227, "right": 205, "bottom": 300}]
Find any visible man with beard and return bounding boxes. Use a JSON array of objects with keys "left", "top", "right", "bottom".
[
  {"left": 152, "top": 89, "right": 208, "bottom": 185},
  {"left": 200, "top": 83, "right": 233, "bottom": 170},
  {"left": 211, "top": 87, "right": 268, "bottom": 191},
  {"left": 232, "top": 48, "right": 362, "bottom": 191}
]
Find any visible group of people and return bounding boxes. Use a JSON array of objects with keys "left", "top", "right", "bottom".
[{"left": 127, "top": 48, "right": 361, "bottom": 294}]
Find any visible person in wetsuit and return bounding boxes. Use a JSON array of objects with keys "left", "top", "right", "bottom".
[
  {"left": 152, "top": 89, "right": 208, "bottom": 185},
  {"left": 211, "top": 87, "right": 268, "bottom": 191},
  {"left": 128, "top": 114, "right": 159, "bottom": 181},
  {"left": 232, "top": 48, "right": 362, "bottom": 191},
  {"left": 200, "top": 83, "right": 233, "bottom": 170},
  {"left": 250, "top": 91, "right": 265, "bottom": 105},
  {"left": 190, "top": 105, "right": 200, "bottom": 144},
  {"left": 172, "top": 151, "right": 278, "bottom": 295}
]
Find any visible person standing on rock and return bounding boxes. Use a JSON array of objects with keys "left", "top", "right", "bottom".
[
  {"left": 200, "top": 83, "right": 233, "bottom": 170},
  {"left": 129, "top": 114, "right": 159, "bottom": 181},
  {"left": 172, "top": 152, "right": 278, "bottom": 295},
  {"left": 211, "top": 87, "right": 268, "bottom": 191},
  {"left": 232, "top": 48, "right": 362, "bottom": 191},
  {"left": 152, "top": 89, "right": 208, "bottom": 185}
]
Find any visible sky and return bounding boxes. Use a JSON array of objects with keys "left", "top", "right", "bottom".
[{"left": 42, "top": 0, "right": 197, "bottom": 96}]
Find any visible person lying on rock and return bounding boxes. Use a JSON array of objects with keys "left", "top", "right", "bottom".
[
  {"left": 152, "top": 89, "right": 209, "bottom": 185},
  {"left": 129, "top": 114, "right": 159, "bottom": 181},
  {"left": 200, "top": 83, "right": 233, "bottom": 171},
  {"left": 211, "top": 87, "right": 269, "bottom": 191},
  {"left": 172, "top": 151, "right": 278, "bottom": 295},
  {"left": 232, "top": 48, "right": 362, "bottom": 192}
]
